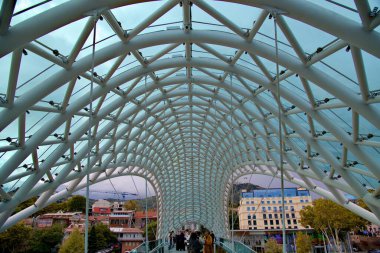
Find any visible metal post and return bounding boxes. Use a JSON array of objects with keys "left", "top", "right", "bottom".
[
  {"left": 145, "top": 75, "right": 149, "bottom": 253},
  {"left": 85, "top": 16, "right": 97, "bottom": 253},
  {"left": 273, "top": 14, "right": 286, "bottom": 253},
  {"left": 146, "top": 172, "right": 149, "bottom": 253}
]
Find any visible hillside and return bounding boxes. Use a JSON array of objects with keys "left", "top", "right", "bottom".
[{"left": 230, "top": 183, "right": 263, "bottom": 207}]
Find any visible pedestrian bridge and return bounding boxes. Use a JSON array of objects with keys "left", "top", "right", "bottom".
[{"left": 0, "top": 0, "right": 379, "bottom": 244}]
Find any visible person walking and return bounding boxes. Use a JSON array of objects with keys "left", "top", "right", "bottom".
[
  {"left": 203, "top": 231, "right": 213, "bottom": 253},
  {"left": 188, "top": 232, "right": 202, "bottom": 253},
  {"left": 169, "top": 231, "right": 174, "bottom": 250}
]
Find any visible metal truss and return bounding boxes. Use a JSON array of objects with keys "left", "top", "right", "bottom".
[{"left": 0, "top": 0, "right": 380, "bottom": 238}]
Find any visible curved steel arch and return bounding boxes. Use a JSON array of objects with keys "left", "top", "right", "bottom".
[{"left": 0, "top": 0, "right": 380, "bottom": 238}]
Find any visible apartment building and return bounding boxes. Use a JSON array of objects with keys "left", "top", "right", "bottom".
[{"left": 238, "top": 188, "right": 312, "bottom": 230}]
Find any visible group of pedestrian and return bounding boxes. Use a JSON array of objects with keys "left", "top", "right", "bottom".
[{"left": 168, "top": 230, "right": 215, "bottom": 253}]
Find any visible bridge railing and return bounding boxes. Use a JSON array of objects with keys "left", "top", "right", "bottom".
[
  {"left": 129, "top": 239, "right": 166, "bottom": 253},
  {"left": 217, "top": 238, "right": 257, "bottom": 253}
]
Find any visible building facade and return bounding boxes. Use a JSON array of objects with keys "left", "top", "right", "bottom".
[
  {"left": 238, "top": 188, "right": 312, "bottom": 230},
  {"left": 110, "top": 227, "right": 144, "bottom": 253}
]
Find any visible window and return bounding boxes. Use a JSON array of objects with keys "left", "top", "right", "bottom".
[
  {"left": 284, "top": 200, "right": 287, "bottom": 204},
  {"left": 247, "top": 207, "right": 250, "bottom": 211},
  {"left": 269, "top": 214, "right": 272, "bottom": 219},
  {"left": 246, "top": 201, "right": 249, "bottom": 204},
  {"left": 263, "top": 214, "right": 267, "bottom": 219},
  {"left": 254, "top": 227, "right": 257, "bottom": 230},
  {"left": 276, "top": 220, "right": 279, "bottom": 225},
  {"left": 292, "top": 213, "right": 296, "bottom": 218},
  {"left": 273, "top": 207, "right": 277, "bottom": 212},
  {"left": 264, "top": 220, "right": 268, "bottom": 225},
  {"left": 290, "top": 206, "right": 295, "bottom": 211},
  {"left": 285, "top": 206, "right": 288, "bottom": 210},
  {"left": 248, "top": 215, "right": 251, "bottom": 219},
  {"left": 286, "top": 214, "right": 290, "bottom": 218},
  {"left": 267, "top": 201, "right": 270, "bottom": 204},
  {"left": 274, "top": 214, "right": 278, "bottom": 219},
  {"left": 265, "top": 227, "right": 268, "bottom": 230},
  {"left": 268, "top": 207, "right": 271, "bottom": 211},
  {"left": 300, "top": 199, "right": 304, "bottom": 203},
  {"left": 251, "top": 201, "right": 254, "bottom": 204},
  {"left": 248, "top": 220, "right": 252, "bottom": 225},
  {"left": 270, "top": 220, "right": 274, "bottom": 225},
  {"left": 278, "top": 200, "right": 281, "bottom": 204},
  {"left": 252, "top": 207, "right": 255, "bottom": 211},
  {"left": 293, "top": 219, "right": 297, "bottom": 224},
  {"left": 287, "top": 219, "right": 291, "bottom": 225},
  {"left": 289, "top": 200, "right": 293, "bottom": 203},
  {"left": 294, "top": 226, "right": 298, "bottom": 229},
  {"left": 262, "top": 207, "right": 266, "bottom": 212},
  {"left": 261, "top": 201, "right": 264, "bottom": 204},
  {"left": 253, "top": 220, "right": 257, "bottom": 225},
  {"left": 249, "top": 227, "right": 252, "bottom": 230},
  {"left": 305, "top": 199, "right": 309, "bottom": 202},
  {"left": 253, "top": 215, "right": 256, "bottom": 219},
  {"left": 272, "top": 200, "right": 276, "bottom": 204},
  {"left": 270, "top": 227, "right": 274, "bottom": 229}
]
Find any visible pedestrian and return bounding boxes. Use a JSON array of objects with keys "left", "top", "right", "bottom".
[
  {"left": 169, "top": 231, "right": 174, "bottom": 250},
  {"left": 178, "top": 232, "right": 186, "bottom": 251},
  {"left": 203, "top": 231, "right": 213, "bottom": 253},
  {"left": 188, "top": 232, "right": 202, "bottom": 253}
]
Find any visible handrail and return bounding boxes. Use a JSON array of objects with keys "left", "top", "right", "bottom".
[{"left": 149, "top": 241, "right": 167, "bottom": 253}]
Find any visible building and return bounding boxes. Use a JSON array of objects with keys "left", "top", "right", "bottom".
[
  {"left": 92, "top": 199, "right": 112, "bottom": 216},
  {"left": 110, "top": 227, "right": 144, "bottom": 253},
  {"left": 134, "top": 210, "right": 157, "bottom": 228},
  {"left": 110, "top": 210, "right": 134, "bottom": 228},
  {"left": 36, "top": 212, "right": 82, "bottom": 228},
  {"left": 238, "top": 188, "right": 312, "bottom": 230}
]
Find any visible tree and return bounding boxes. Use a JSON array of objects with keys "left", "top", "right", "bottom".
[
  {"left": 29, "top": 224, "right": 64, "bottom": 253},
  {"left": 89, "top": 223, "right": 117, "bottom": 253},
  {"left": 296, "top": 232, "right": 312, "bottom": 253},
  {"left": 228, "top": 208, "right": 239, "bottom": 230},
  {"left": 13, "top": 197, "right": 38, "bottom": 215},
  {"left": 264, "top": 238, "right": 281, "bottom": 253},
  {"left": 300, "top": 199, "right": 367, "bottom": 253},
  {"left": 59, "top": 228, "right": 84, "bottom": 253},
  {"left": 0, "top": 221, "right": 32, "bottom": 253},
  {"left": 124, "top": 200, "right": 141, "bottom": 210},
  {"left": 66, "top": 195, "right": 86, "bottom": 213},
  {"left": 144, "top": 220, "right": 157, "bottom": 241}
]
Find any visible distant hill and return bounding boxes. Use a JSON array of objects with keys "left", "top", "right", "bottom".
[{"left": 231, "top": 183, "right": 263, "bottom": 207}]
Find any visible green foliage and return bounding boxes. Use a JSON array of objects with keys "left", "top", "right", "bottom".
[
  {"left": 300, "top": 199, "right": 367, "bottom": 253},
  {"left": 144, "top": 220, "right": 157, "bottom": 241},
  {"left": 228, "top": 208, "right": 239, "bottom": 229},
  {"left": 264, "top": 238, "right": 281, "bottom": 253},
  {"left": 88, "top": 223, "right": 117, "bottom": 253},
  {"left": 296, "top": 232, "right": 312, "bottom": 253},
  {"left": 0, "top": 221, "right": 32, "bottom": 253},
  {"left": 29, "top": 224, "right": 64, "bottom": 253},
  {"left": 59, "top": 228, "right": 84, "bottom": 253},
  {"left": 66, "top": 195, "right": 86, "bottom": 213},
  {"left": 35, "top": 202, "right": 68, "bottom": 216},
  {"left": 124, "top": 200, "right": 141, "bottom": 211},
  {"left": 13, "top": 197, "right": 38, "bottom": 215},
  {"left": 300, "top": 199, "right": 367, "bottom": 233}
]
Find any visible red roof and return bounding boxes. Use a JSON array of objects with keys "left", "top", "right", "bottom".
[{"left": 134, "top": 210, "right": 157, "bottom": 219}]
